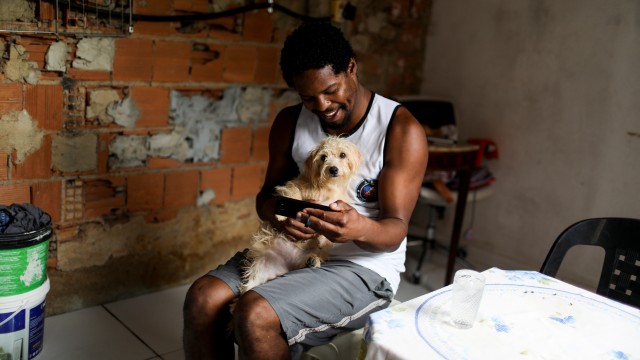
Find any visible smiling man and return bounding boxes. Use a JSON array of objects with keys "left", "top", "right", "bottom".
[{"left": 183, "top": 22, "right": 428, "bottom": 360}]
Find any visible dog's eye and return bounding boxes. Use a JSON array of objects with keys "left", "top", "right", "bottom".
[
  {"left": 340, "top": 153, "right": 346, "bottom": 159},
  {"left": 320, "top": 155, "right": 327, "bottom": 162}
]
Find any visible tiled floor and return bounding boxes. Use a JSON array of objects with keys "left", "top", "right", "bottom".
[{"left": 37, "top": 242, "right": 461, "bottom": 360}]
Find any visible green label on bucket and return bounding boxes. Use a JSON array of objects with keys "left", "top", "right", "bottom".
[{"left": 0, "top": 241, "right": 48, "bottom": 297}]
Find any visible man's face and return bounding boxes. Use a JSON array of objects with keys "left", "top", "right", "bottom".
[{"left": 292, "top": 62, "right": 358, "bottom": 131}]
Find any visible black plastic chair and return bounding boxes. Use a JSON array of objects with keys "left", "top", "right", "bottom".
[{"left": 540, "top": 217, "right": 640, "bottom": 308}]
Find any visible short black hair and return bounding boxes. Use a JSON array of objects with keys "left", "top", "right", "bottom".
[{"left": 280, "top": 22, "right": 356, "bottom": 87}]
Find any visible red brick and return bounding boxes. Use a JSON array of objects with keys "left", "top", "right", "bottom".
[
  {"left": 223, "top": 45, "right": 257, "bottom": 83},
  {"left": 25, "top": 84, "right": 64, "bottom": 130},
  {"left": 231, "top": 164, "right": 263, "bottom": 200},
  {"left": 133, "top": 0, "right": 172, "bottom": 15},
  {"left": 255, "top": 47, "right": 279, "bottom": 84},
  {"left": 130, "top": 87, "right": 169, "bottom": 127},
  {"left": 113, "top": 38, "right": 154, "bottom": 82},
  {"left": 0, "top": 152, "right": 7, "bottom": 180},
  {"left": 174, "top": 0, "right": 209, "bottom": 12},
  {"left": 65, "top": 68, "right": 111, "bottom": 81},
  {"left": 127, "top": 173, "right": 164, "bottom": 212},
  {"left": 243, "top": 10, "right": 274, "bottom": 42},
  {"left": 191, "top": 44, "right": 225, "bottom": 83},
  {"left": 13, "top": 135, "right": 53, "bottom": 180},
  {"left": 132, "top": 21, "right": 175, "bottom": 36},
  {"left": 39, "top": 1, "right": 55, "bottom": 21},
  {"left": 0, "top": 83, "right": 23, "bottom": 114},
  {"left": 252, "top": 126, "right": 270, "bottom": 161},
  {"left": 208, "top": 16, "right": 243, "bottom": 41},
  {"left": 97, "top": 133, "right": 110, "bottom": 174},
  {"left": 153, "top": 41, "right": 191, "bottom": 83},
  {"left": 78, "top": 177, "right": 126, "bottom": 219},
  {"left": 16, "top": 38, "right": 49, "bottom": 69},
  {"left": 148, "top": 157, "right": 184, "bottom": 169},
  {"left": 55, "top": 225, "right": 80, "bottom": 242},
  {"left": 220, "top": 127, "right": 252, "bottom": 163},
  {"left": 200, "top": 167, "right": 231, "bottom": 205},
  {"left": 31, "top": 181, "right": 62, "bottom": 223},
  {"left": 0, "top": 184, "right": 30, "bottom": 205},
  {"left": 164, "top": 170, "right": 198, "bottom": 209},
  {"left": 85, "top": 197, "right": 126, "bottom": 219}
]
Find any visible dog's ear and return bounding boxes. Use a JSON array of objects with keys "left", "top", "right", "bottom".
[
  {"left": 347, "top": 143, "right": 363, "bottom": 174},
  {"left": 302, "top": 145, "right": 322, "bottom": 181}
]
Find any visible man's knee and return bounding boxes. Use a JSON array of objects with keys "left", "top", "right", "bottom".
[
  {"left": 234, "top": 291, "right": 281, "bottom": 336},
  {"left": 184, "top": 275, "right": 234, "bottom": 321}
]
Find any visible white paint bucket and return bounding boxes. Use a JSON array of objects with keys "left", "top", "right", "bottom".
[{"left": 0, "top": 278, "right": 50, "bottom": 359}]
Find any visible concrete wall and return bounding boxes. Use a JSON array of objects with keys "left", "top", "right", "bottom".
[
  {"left": 419, "top": 0, "right": 640, "bottom": 289},
  {"left": 0, "top": 0, "right": 431, "bottom": 314}
]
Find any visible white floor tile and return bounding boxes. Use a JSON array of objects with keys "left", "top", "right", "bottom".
[
  {"left": 33, "top": 239, "right": 459, "bottom": 360},
  {"left": 161, "top": 348, "right": 185, "bottom": 360},
  {"left": 104, "top": 285, "right": 190, "bottom": 356},
  {"left": 39, "top": 306, "right": 156, "bottom": 360}
]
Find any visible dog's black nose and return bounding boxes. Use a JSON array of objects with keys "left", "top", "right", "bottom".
[{"left": 329, "top": 166, "right": 339, "bottom": 177}]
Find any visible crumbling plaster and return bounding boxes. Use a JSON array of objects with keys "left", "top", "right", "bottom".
[
  {"left": 2, "top": 43, "right": 40, "bottom": 84},
  {"left": 72, "top": 37, "right": 115, "bottom": 71},
  {"left": 52, "top": 133, "right": 98, "bottom": 172},
  {"left": 0, "top": 110, "right": 44, "bottom": 164},
  {"left": 45, "top": 41, "right": 69, "bottom": 72},
  {"left": 108, "top": 86, "right": 280, "bottom": 167},
  {"left": 0, "top": 0, "right": 36, "bottom": 21},
  {"left": 87, "top": 88, "right": 121, "bottom": 125},
  {"left": 48, "top": 199, "right": 258, "bottom": 314}
]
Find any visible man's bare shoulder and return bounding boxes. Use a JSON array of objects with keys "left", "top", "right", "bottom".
[{"left": 391, "top": 106, "right": 427, "bottom": 138}]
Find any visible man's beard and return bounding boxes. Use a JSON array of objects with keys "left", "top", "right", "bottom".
[{"left": 317, "top": 105, "right": 351, "bottom": 130}]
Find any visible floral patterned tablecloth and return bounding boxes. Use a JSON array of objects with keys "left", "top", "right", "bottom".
[{"left": 361, "top": 268, "right": 640, "bottom": 360}]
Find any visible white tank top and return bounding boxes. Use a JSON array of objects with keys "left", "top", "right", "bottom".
[{"left": 291, "top": 93, "right": 406, "bottom": 293}]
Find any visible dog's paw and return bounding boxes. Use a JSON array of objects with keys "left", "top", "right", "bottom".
[{"left": 306, "top": 255, "right": 322, "bottom": 268}]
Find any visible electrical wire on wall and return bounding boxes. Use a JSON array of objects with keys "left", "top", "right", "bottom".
[
  {"left": 44, "top": 0, "right": 336, "bottom": 23},
  {"left": 1, "top": 1, "right": 356, "bottom": 37}
]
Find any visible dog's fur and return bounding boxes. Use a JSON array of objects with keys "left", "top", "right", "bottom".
[{"left": 239, "top": 136, "right": 362, "bottom": 294}]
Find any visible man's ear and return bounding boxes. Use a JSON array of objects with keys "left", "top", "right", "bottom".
[{"left": 348, "top": 58, "right": 357, "bottom": 75}]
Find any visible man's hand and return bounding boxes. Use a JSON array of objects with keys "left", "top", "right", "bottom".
[{"left": 302, "top": 200, "right": 366, "bottom": 244}]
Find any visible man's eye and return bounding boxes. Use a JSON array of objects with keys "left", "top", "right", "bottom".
[
  {"left": 340, "top": 153, "right": 346, "bottom": 159},
  {"left": 321, "top": 155, "right": 327, "bottom": 162}
]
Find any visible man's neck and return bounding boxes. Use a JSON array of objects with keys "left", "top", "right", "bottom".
[{"left": 326, "top": 85, "right": 372, "bottom": 136}]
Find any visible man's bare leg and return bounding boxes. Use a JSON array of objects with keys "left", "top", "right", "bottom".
[
  {"left": 183, "top": 276, "right": 236, "bottom": 360},
  {"left": 234, "top": 290, "right": 290, "bottom": 360}
]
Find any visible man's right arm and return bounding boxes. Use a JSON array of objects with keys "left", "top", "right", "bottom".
[{"left": 255, "top": 105, "right": 301, "bottom": 224}]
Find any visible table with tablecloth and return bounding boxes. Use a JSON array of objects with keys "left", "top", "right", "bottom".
[{"left": 361, "top": 268, "right": 640, "bottom": 360}]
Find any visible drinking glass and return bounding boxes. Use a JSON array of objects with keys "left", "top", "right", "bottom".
[{"left": 450, "top": 269, "right": 485, "bottom": 329}]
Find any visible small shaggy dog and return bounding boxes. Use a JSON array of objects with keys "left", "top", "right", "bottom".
[{"left": 239, "top": 136, "right": 362, "bottom": 294}]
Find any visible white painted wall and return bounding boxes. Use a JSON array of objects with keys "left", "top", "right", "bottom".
[{"left": 417, "top": 0, "right": 640, "bottom": 289}]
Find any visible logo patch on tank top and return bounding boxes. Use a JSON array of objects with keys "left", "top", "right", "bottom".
[{"left": 356, "top": 179, "right": 378, "bottom": 203}]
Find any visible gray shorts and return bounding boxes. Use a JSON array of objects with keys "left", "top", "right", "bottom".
[{"left": 208, "top": 250, "right": 393, "bottom": 353}]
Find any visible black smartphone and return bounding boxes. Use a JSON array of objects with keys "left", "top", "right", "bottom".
[{"left": 274, "top": 196, "right": 332, "bottom": 219}]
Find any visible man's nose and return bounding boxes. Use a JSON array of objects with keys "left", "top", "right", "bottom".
[{"left": 313, "top": 95, "right": 331, "bottom": 112}]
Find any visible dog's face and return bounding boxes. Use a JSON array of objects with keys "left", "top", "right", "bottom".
[{"left": 304, "top": 136, "right": 362, "bottom": 185}]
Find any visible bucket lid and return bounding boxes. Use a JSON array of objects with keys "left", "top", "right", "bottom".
[{"left": 0, "top": 225, "right": 52, "bottom": 249}]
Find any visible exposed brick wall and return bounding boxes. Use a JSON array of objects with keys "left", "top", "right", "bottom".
[{"left": 0, "top": 0, "right": 431, "bottom": 314}]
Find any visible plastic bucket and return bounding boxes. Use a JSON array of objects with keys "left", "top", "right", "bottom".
[
  {"left": 0, "top": 226, "right": 51, "bottom": 297},
  {"left": 0, "top": 278, "right": 49, "bottom": 359}
]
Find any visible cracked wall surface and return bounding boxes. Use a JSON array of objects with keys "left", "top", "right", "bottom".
[
  {"left": 0, "top": 0, "right": 432, "bottom": 315},
  {"left": 0, "top": 110, "right": 44, "bottom": 163}
]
